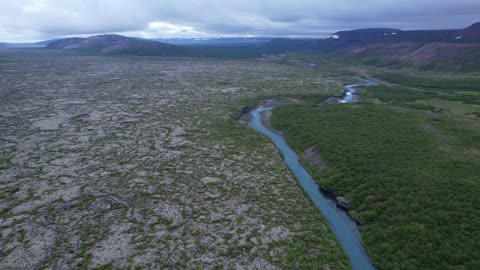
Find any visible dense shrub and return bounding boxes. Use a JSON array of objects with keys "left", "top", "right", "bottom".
[{"left": 272, "top": 104, "right": 480, "bottom": 269}]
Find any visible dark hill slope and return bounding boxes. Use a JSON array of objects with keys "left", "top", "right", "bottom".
[
  {"left": 266, "top": 29, "right": 404, "bottom": 53},
  {"left": 267, "top": 22, "right": 480, "bottom": 53},
  {"left": 346, "top": 42, "right": 480, "bottom": 70},
  {"left": 266, "top": 28, "right": 462, "bottom": 53},
  {"left": 47, "top": 35, "right": 185, "bottom": 56},
  {"left": 454, "top": 22, "right": 480, "bottom": 42}
]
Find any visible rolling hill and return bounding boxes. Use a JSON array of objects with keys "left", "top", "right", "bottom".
[
  {"left": 346, "top": 41, "right": 480, "bottom": 70},
  {"left": 46, "top": 34, "right": 186, "bottom": 56}
]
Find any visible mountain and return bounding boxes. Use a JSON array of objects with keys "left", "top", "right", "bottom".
[
  {"left": 453, "top": 22, "right": 480, "bottom": 42},
  {"left": 264, "top": 30, "right": 402, "bottom": 54},
  {"left": 265, "top": 22, "right": 480, "bottom": 70},
  {"left": 330, "top": 28, "right": 402, "bottom": 42},
  {"left": 46, "top": 34, "right": 185, "bottom": 56},
  {"left": 342, "top": 23, "right": 480, "bottom": 70},
  {"left": 267, "top": 22, "right": 480, "bottom": 53},
  {"left": 266, "top": 28, "right": 464, "bottom": 53},
  {"left": 331, "top": 28, "right": 463, "bottom": 43}
]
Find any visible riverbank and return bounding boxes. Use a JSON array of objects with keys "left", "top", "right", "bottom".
[
  {"left": 247, "top": 78, "right": 379, "bottom": 270},
  {"left": 268, "top": 73, "right": 480, "bottom": 269},
  {"left": 257, "top": 77, "right": 377, "bottom": 222},
  {"left": 260, "top": 107, "right": 364, "bottom": 226},
  {"left": 250, "top": 105, "right": 376, "bottom": 270},
  {"left": 260, "top": 109, "right": 284, "bottom": 136}
]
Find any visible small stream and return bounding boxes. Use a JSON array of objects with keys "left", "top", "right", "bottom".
[
  {"left": 340, "top": 77, "right": 377, "bottom": 103},
  {"left": 249, "top": 78, "right": 377, "bottom": 270}
]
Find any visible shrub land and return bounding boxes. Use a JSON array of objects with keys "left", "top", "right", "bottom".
[{"left": 271, "top": 74, "right": 480, "bottom": 269}]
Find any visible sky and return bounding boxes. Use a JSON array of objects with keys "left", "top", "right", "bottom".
[{"left": 1, "top": 0, "right": 479, "bottom": 42}]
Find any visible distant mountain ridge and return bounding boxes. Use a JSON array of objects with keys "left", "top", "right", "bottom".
[
  {"left": 3, "top": 22, "right": 479, "bottom": 70},
  {"left": 266, "top": 22, "right": 480, "bottom": 70},
  {"left": 46, "top": 34, "right": 185, "bottom": 56},
  {"left": 267, "top": 22, "right": 480, "bottom": 52},
  {"left": 330, "top": 28, "right": 402, "bottom": 41},
  {"left": 151, "top": 37, "right": 273, "bottom": 46},
  {"left": 0, "top": 39, "right": 57, "bottom": 48}
]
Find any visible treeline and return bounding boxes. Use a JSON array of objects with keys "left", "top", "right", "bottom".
[
  {"left": 373, "top": 73, "right": 480, "bottom": 92},
  {"left": 363, "top": 84, "right": 480, "bottom": 106}
]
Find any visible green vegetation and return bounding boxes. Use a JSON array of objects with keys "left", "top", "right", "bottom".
[
  {"left": 274, "top": 93, "right": 333, "bottom": 104},
  {"left": 211, "top": 117, "right": 349, "bottom": 269},
  {"left": 271, "top": 104, "right": 480, "bottom": 269},
  {"left": 363, "top": 73, "right": 480, "bottom": 107},
  {"left": 373, "top": 73, "right": 480, "bottom": 92},
  {"left": 267, "top": 69, "right": 480, "bottom": 269},
  {"left": 364, "top": 84, "right": 438, "bottom": 103}
]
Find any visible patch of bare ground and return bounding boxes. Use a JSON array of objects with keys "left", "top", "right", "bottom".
[
  {"left": 388, "top": 106, "right": 409, "bottom": 113},
  {"left": 422, "top": 110, "right": 440, "bottom": 119},
  {"left": 457, "top": 123, "right": 480, "bottom": 133},
  {"left": 465, "top": 148, "right": 480, "bottom": 157},
  {"left": 259, "top": 110, "right": 284, "bottom": 137},
  {"left": 424, "top": 124, "right": 439, "bottom": 133},
  {"left": 301, "top": 146, "right": 328, "bottom": 172}
]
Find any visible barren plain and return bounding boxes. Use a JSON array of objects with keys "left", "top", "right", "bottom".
[{"left": 0, "top": 49, "right": 346, "bottom": 269}]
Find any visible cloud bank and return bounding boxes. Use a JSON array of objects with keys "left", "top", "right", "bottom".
[{"left": 1, "top": 0, "right": 479, "bottom": 42}]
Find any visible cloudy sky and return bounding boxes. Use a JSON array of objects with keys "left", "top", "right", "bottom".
[{"left": 1, "top": 0, "right": 479, "bottom": 42}]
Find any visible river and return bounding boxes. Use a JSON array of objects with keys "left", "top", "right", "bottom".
[{"left": 249, "top": 78, "right": 377, "bottom": 270}]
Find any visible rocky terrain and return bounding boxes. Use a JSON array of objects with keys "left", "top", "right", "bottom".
[{"left": 0, "top": 49, "right": 346, "bottom": 269}]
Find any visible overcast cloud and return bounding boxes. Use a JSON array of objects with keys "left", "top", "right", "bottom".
[{"left": 1, "top": 0, "right": 479, "bottom": 42}]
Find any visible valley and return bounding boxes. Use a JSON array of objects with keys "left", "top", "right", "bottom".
[{"left": 1, "top": 19, "right": 479, "bottom": 270}]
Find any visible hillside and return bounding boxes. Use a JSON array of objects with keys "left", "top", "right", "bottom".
[
  {"left": 46, "top": 34, "right": 186, "bottom": 56},
  {"left": 346, "top": 42, "right": 480, "bottom": 70},
  {"left": 265, "top": 22, "right": 480, "bottom": 70},
  {"left": 266, "top": 26, "right": 476, "bottom": 53},
  {"left": 454, "top": 22, "right": 480, "bottom": 42}
]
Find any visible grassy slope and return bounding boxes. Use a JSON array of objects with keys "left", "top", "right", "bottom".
[{"left": 270, "top": 72, "right": 480, "bottom": 269}]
